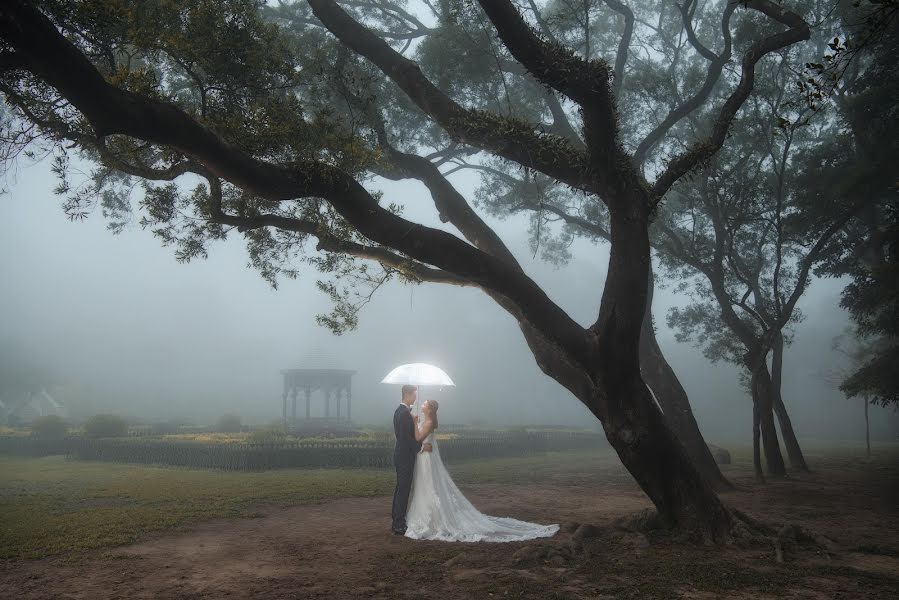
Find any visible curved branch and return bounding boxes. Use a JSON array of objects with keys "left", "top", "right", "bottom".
[
  {"left": 633, "top": 2, "right": 736, "bottom": 166},
  {"left": 602, "top": 0, "right": 635, "bottom": 94},
  {"left": 306, "top": 0, "right": 595, "bottom": 193},
  {"left": 651, "top": 0, "right": 811, "bottom": 198},
  {"left": 474, "top": 0, "right": 621, "bottom": 166},
  {"left": 201, "top": 176, "right": 470, "bottom": 287},
  {"left": 475, "top": 0, "right": 612, "bottom": 108},
  {"left": 380, "top": 147, "right": 521, "bottom": 269},
  {"left": 0, "top": 0, "right": 594, "bottom": 365},
  {"left": 679, "top": 0, "right": 718, "bottom": 62}
]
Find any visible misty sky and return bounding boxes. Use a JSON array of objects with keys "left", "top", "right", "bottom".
[{"left": 1, "top": 156, "right": 897, "bottom": 443}]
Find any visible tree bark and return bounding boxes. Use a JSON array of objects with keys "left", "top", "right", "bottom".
[
  {"left": 588, "top": 203, "right": 733, "bottom": 542},
  {"left": 639, "top": 268, "right": 732, "bottom": 490},
  {"left": 752, "top": 392, "right": 764, "bottom": 481},
  {"left": 750, "top": 364, "right": 787, "bottom": 477},
  {"left": 770, "top": 332, "right": 810, "bottom": 472},
  {"left": 595, "top": 379, "right": 733, "bottom": 542}
]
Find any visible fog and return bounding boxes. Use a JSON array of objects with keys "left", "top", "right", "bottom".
[{"left": 2, "top": 158, "right": 897, "bottom": 442}]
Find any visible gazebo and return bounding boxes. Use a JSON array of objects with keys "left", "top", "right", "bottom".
[{"left": 280, "top": 369, "right": 355, "bottom": 427}]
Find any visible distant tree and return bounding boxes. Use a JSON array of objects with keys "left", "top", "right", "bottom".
[
  {"left": 83, "top": 414, "right": 128, "bottom": 438},
  {"left": 659, "top": 1, "right": 895, "bottom": 480},
  {"left": 29, "top": 414, "right": 68, "bottom": 439},
  {"left": 822, "top": 329, "right": 878, "bottom": 457},
  {"left": 248, "top": 424, "right": 289, "bottom": 444},
  {"left": 216, "top": 413, "right": 243, "bottom": 433}
]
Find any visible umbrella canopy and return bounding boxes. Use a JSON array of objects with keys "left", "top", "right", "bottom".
[{"left": 380, "top": 363, "right": 455, "bottom": 387}]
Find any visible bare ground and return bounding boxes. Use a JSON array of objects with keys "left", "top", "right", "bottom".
[{"left": 2, "top": 451, "right": 898, "bottom": 599}]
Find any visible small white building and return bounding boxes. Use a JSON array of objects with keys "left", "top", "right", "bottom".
[{"left": 0, "top": 388, "right": 67, "bottom": 425}]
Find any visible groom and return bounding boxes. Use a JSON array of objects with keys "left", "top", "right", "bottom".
[{"left": 391, "top": 384, "right": 432, "bottom": 535}]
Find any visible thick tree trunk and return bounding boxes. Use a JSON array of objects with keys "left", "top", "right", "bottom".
[
  {"left": 639, "top": 268, "right": 731, "bottom": 490},
  {"left": 770, "top": 332, "right": 810, "bottom": 472},
  {"left": 596, "top": 381, "right": 733, "bottom": 542},
  {"left": 750, "top": 365, "right": 787, "bottom": 477},
  {"left": 588, "top": 202, "right": 733, "bottom": 542}
]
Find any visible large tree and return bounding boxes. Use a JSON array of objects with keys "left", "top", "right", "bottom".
[
  {"left": 274, "top": 0, "right": 737, "bottom": 488},
  {"left": 0, "top": 0, "right": 814, "bottom": 540}
]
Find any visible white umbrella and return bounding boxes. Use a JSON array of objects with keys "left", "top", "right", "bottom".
[
  {"left": 381, "top": 363, "right": 455, "bottom": 386},
  {"left": 381, "top": 363, "right": 454, "bottom": 416}
]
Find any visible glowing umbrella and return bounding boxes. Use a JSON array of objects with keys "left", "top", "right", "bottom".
[
  {"left": 381, "top": 363, "right": 454, "bottom": 416},
  {"left": 381, "top": 363, "right": 455, "bottom": 386}
]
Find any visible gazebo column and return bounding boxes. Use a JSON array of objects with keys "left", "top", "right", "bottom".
[
  {"left": 346, "top": 386, "right": 352, "bottom": 422},
  {"left": 290, "top": 386, "right": 298, "bottom": 424},
  {"left": 325, "top": 388, "right": 331, "bottom": 418},
  {"left": 282, "top": 386, "right": 288, "bottom": 424},
  {"left": 305, "top": 387, "right": 311, "bottom": 419},
  {"left": 336, "top": 387, "right": 342, "bottom": 420}
]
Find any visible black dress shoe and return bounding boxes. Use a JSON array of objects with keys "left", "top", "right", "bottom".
[{"left": 392, "top": 528, "right": 406, "bottom": 535}]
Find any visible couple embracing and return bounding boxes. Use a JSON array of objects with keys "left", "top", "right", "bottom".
[{"left": 390, "top": 385, "right": 559, "bottom": 542}]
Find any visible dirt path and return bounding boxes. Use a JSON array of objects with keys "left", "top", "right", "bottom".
[{"left": 2, "top": 458, "right": 898, "bottom": 599}]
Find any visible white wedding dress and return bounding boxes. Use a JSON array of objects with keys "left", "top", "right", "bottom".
[{"left": 404, "top": 428, "right": 559, "bottom": 542}]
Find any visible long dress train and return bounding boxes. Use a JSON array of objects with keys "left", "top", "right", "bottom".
[{"left": 405, "top": 430, "right": 559, "bottom": 542}]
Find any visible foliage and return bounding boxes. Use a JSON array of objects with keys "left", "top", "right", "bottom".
[
  {"left": 246, "top": 424, "right": 289, "bottom": 444},
  {"left": 28, "top": 415, "right": 68, "bottom": 439},
  {"left": 215, "top": 413, "right": 243, "bottom": 433},
  {"left": 82, "top": 413, "right": 128, "bottom": 438},
  {"left": 803, "top": 14, "right": 899, "bottom": 406},
  {"left": 658, "top": 1, "right": 897, "bottom": 390}
]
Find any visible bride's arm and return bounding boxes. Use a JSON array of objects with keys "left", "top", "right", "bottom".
[{"left": 414, "top": 419, "right": 433, "bottom": 442}]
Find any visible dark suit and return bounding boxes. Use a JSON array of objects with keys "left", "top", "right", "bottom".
[{"left": 391, "top": 403, "right": 422, "bottom": 532}]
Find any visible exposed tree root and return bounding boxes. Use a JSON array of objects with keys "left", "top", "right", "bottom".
[{"left": 510, "top": 509, "right": 841, "bottom": 568}]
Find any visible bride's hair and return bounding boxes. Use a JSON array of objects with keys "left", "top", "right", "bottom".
[{"left": 426, "top": 400, "right": 439, "bottom": 430}]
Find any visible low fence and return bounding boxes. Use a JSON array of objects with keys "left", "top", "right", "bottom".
[
  {"left": 0, "top": 436, "right": 68, "bottom": 457},
  {"left": 0, "top": 430, "right": 605, "bottom": 471}
]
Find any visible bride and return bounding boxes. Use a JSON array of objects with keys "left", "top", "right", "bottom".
[{"left": 404, "top": 399, "right": 559, "bottom": 542}]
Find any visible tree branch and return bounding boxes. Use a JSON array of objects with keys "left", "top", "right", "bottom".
[
  {"left": 306, "top": 0, "right": 596, "bottom": 193},
  {"left": 200, "top": 175, "right": 471, "bottom": 287},
  {"left": 651, "top": 0, "right": 810, "bottom": 197},
  {"left": 632, "top": 1, "right": 736, "bottom": 166},
  {"left": 474, "top": 0, "right": 622, "bottom": 169},
  {"left": 602, "top": 0, "right": 635, "bottom": 95},
  {"left": 0, "top": 0, "right": 594, "bottom": 365}
]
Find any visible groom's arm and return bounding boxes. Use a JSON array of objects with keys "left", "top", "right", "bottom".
[{"left": 403, "top": 410, "right": 422, "bottom": 453}]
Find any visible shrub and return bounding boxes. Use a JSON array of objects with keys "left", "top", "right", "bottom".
[
  {"left": 216, "top": 414, "right": 242, "bottom": 433},
  {"left": 83, "top": 414, "right": 128, "bottom": 438},
  {"left": 248, "top": 425, "right": 289, "bottom": 444},
  {"left": 29, "top": 415, "right": 68, "bottom": 439}
]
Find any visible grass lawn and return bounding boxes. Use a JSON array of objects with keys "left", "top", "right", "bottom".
[
  {"left": 0, "top": 449, "right": 609, "bottom": 560},
  {"left": 3, "top": 442, "right": 894, "bottom": 563},
  {"left": 0, "top": 456, "right": 395, "bottom": 559}
]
